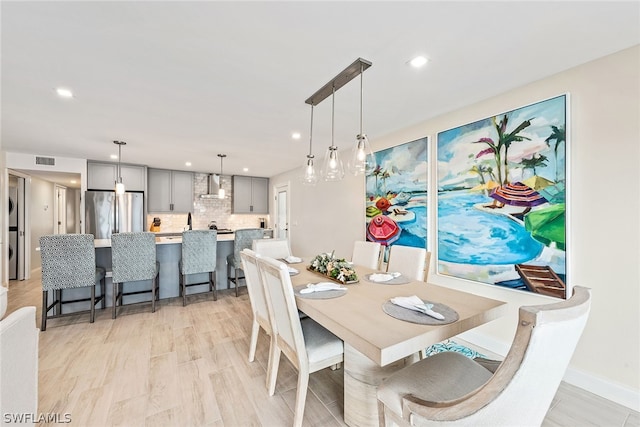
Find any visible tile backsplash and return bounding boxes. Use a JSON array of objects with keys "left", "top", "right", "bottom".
[{"left": 147, "top": 172, "right": 269, "bottom": 233}]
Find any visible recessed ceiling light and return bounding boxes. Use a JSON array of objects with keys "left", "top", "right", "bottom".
[
  {"left": 292, "top": 132, "right": 301, "bottom": 140},
  {"left": 56, "top": 87, "right": 73, "bottom": 98},
  {"left": 243, "top": 167, "right": 249, "bottom": 172},
  {"left": 110, "top": 154, "right": 118, "bottom": 160},
  {"left": 409, "top": 56, "right": 429, "bottom": 68},
  {"left": 185, "top": 162, "right": 192, "bottom": 167}
]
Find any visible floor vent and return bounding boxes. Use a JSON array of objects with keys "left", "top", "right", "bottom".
[{"left": 35, "top": 156, "right": 55, "bottom": 166}]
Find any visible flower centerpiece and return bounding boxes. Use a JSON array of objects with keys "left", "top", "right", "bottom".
[{"left": 308, "top": 251, "right": 358, "bottom": 284}]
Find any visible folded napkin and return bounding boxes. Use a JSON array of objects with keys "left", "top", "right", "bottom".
[
  {"left": 369, "top": 272, "right": 401, "bottom": 282},
  {"left": 285, "top": 255, "right": 302, "bottom": 263},
  {"left": 390, "top": 295, "right": 445, "bottom": 320},
  {"left": 299, "top": 282, "right": 347, "bottom": 294}
]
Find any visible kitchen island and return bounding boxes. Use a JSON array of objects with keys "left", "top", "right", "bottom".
[{"left": 53, "top": 232, "right": 248, "bottom": 314}]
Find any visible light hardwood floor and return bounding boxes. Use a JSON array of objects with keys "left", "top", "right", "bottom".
[{"left": 4, "top": 272, "right": 638, "bottom": 427}]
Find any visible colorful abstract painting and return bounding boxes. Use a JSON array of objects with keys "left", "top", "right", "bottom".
[
  {"left": 365, "top": 137, "right": 428, "bottom": 260},
  {"left": 437, "top": 95, "right": 567, "bottom": 298}
]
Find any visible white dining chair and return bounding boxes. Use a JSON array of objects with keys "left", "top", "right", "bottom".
[
  {"left": 377, "top": 286, "right": 591, "bottom": 427},
  {"left": 240, "top": 249, "right": 273, "bottom": 365},
  {"left": 252, "top": 238, "right": 292, "bottom": 260},
  {"left": 351, "top": 240, "right": 381, "bottom": 269},
  {"left": 257, "top": 255, "right": 344, "bottom": 427},
  {"left": 386, "top": 245, "right": 431, "bottom": 282}
]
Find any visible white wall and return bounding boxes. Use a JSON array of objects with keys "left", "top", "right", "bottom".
[{"left": 270, "top": 45, "right": 640, "bottom": 409}]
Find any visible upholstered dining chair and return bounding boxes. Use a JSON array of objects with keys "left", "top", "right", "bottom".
[
  {"left": 252, "top": 238, "right": 292, "bottom": 260},
  {"left": 227, "top": 228, "right": 265, "bottom": 297},
  {"left": 180, "top": 230, "right": 218, "bottom": 306},
  {"left": 257, "top": 255, "right": 344, "bottom": 427},
  {"left": 377, "top": 286, "right": 591, "bottom": 427},
  {"left": 0, "top": 307, "right": 39, "bottom": 422},
  {"left": 39, "top": 233, "right": 106, "bottom": 331},
  {"left": 386, "top": 245, "right": 431, "bottom": 282},
  {"left": 352, "top": 240, "right": 382, "bottom": 269},
  {"left": 240, "top": 249, "right": 273, "bottom": 365},
  {"left": 111, "top": 232, "right": 159, "bottom": 319}
]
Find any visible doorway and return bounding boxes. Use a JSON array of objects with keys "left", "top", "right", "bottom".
[{"left": 274, "top": 183, "right": 290, "bottom": 240}]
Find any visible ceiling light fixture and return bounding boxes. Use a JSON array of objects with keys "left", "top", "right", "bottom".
[
  {"left": 301, "top": 105, "right": 318, "bottom": 186},
  {"left": 113, "top": 140, "right": 126, "bottom": 195},
  {"left": 217, "top": 154, "right": 227, "bottom": 199},
  {"left": 409, "top": 55, "right": 428, "bottom": 68},
  {"left": 304, "top": 57, "right": 372, "bottom": 182},
  {"left": 56, "top": 88, "right": 73, "bottom": 98},
  {"left": 348, "top": 62, "right": 376, "bottom": 175}
]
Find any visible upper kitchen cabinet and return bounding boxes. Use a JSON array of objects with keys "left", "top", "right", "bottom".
[
  {"left": 148, "top": 168, "right": 194, "bottom": 213},
  {"left": 87, "top": 161, "right": 146, "bottom": 191},
  {"left": 232, "top": 175, "right": 269, "bottom": 214}
]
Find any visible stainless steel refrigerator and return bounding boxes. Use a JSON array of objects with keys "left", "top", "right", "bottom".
[{"left": 85, "top": 191, "right": 144, "bottom": 239}]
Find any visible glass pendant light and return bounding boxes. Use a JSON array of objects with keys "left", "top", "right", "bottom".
[
  {"left": 348, "top": 63, "right": 376, "bottom": 175},
  {"left": 302, "top": 105, "right": 318, "bottom": 185},
  {"left": 321, "top": 87, "right": 345, "bottom": 181},
  {"left": 113, "top": 140, "right": 126, "bottom": 195},
  {"left": 217, "top": 154, "right": 226, "bottom": 199}
]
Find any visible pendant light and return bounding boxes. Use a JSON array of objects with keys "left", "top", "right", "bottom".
[
  {"left": 348, "top": 63, "right": 376, "bottom": 175},
  {"left": 321, "top": 87, "right": 345, "bottom": 181},
  {"left": 302, "top": 105, "right": 318, "bottom": 185},
  {"left": 113, "top": 140, "right": 126, "bottom": 195},
  {"left": 217, "top": 154, "right": 226, "bottom": 199},
  {"left": 303, "top": 58, "right": 372, "bottom": 183}
]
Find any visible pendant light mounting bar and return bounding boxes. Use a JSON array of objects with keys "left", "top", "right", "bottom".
[{"left": 305, "top": 58, "right": 372, "bottom": 106}]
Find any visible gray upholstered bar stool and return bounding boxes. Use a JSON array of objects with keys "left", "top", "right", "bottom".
[
  {"left": 39, "top": 234, "right": 106, "bottom": 331},
  {"left": 227, "top": 228, "right": 264, "bottom": 297},
  {"left": 179, "top": 230, "right": 218, "bottom": 306},
  {"left": 111, "top": 232, "right": 159, "bottom": 319}
]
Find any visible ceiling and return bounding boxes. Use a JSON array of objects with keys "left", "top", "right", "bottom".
[{"left": 2, "top": 2, "right": 638, "bottom": 179}]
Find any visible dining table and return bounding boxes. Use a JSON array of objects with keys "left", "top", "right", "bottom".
[{"left": 290, "top": 259, "right": 507, "bottom": 427}]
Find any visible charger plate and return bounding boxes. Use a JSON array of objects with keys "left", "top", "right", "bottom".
[
  {"left": 382, "top": 300, "right": 459, "bottom": 325},
  {"left": 294, "top": 284, "right": 347, "bottom": 300}
]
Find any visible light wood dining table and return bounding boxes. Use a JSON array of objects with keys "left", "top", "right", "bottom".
[{"left": 290, "top": 260, "right": 507, "bottom": 427}]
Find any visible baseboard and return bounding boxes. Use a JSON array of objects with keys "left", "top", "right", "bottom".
[{"left": 458, "top": 330, "right": 640, "bottom": 412}]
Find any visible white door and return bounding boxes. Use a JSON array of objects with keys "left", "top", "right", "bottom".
[
  {"left": 54, "top": 185, "right": 67, "bottom": 235},
  {"left": 274, "top": 183, "right": 289, "bottom": 240}
]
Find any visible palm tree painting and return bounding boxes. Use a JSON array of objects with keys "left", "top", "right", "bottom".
[
  {"left": 365, "top": 137, "right": 428, "bottom": 261},
  {"left": 436, "top": 94, "right": 568, "bottom": 298}
]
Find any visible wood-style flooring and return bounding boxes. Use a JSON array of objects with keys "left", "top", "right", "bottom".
[{"left": 4, "top": 272, "right": 638, "bottom": 427}]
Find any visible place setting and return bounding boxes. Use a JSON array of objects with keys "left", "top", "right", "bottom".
[
  {"left": 382, "top": 295, "right": 459, "bottom": 325},
  {"left": 294, "top": 282, "right": 348, "bottom": 299},
  {"left": 364, "top": 271, "right": 410, "bottom": 285}
]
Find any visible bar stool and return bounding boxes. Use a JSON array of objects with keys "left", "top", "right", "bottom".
[
  {"left": 39, "top": 234, "right": 106, "bottom": 331},
  {"left": 111, "top": 232, "right": 159, "bottom": 319},
  {"left": 180, "top": 230, "right": 218, "bottom": 306},
  {"left": 227, "top": 228, "right": 264, "bottom": 297}
]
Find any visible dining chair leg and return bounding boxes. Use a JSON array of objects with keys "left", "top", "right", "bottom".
[
  {"left": 248, "top": 319, "right": 260, "bottom": 362},
  {"left": 266, "top": 341, "right": 281, "bottom": 395},
  {"left": 112, "top": 282, "right": 118, "bottom": 319},
  {"left": 90, "top": 285, "right": 96, "bottom": 323},
  {"left": 293, "top": 372, "right": 310, "bottom": 427},
  {"left": 152, "top": 277, "right": 157, "bottom": 313},
  {"left": 100, "top": 277, "right": 106, "bottom": 309},
  {"left": 212, "top": 271, "right": 218, "bottom": 301},
  {"left": 41, "top": 290, "right": 48, "bottom": 331},
  {"left": 181, "top": 274, "right": 187, "bottom": 307},
  {"left": 235, "top": 268, "right": 240, "bottom": 297}
]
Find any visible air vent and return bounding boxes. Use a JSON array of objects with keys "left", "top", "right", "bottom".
[{"left": 35, "top": 156, "right": 55, "bottom": 166}]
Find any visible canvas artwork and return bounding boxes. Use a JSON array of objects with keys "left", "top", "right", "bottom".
[
  {"left": 437, "top": 95, "right": 567, "bottom": 298},
  {"left": 365, "top": 137, "right": 428, "bottom": 259}
]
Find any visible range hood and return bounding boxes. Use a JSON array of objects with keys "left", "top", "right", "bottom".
[{"left": 200, "top": 174, "right": 223, "bottom": 199}]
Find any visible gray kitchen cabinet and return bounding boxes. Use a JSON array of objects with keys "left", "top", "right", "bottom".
[
  {"left": 232, "top": 175, "right": 269, "bottom": 214},
  {"left": 148, "top": 168, "right": 193, "bottom": 213},
  {"left": 87, "top": 161, "right": 146, "bottom": 191}
]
